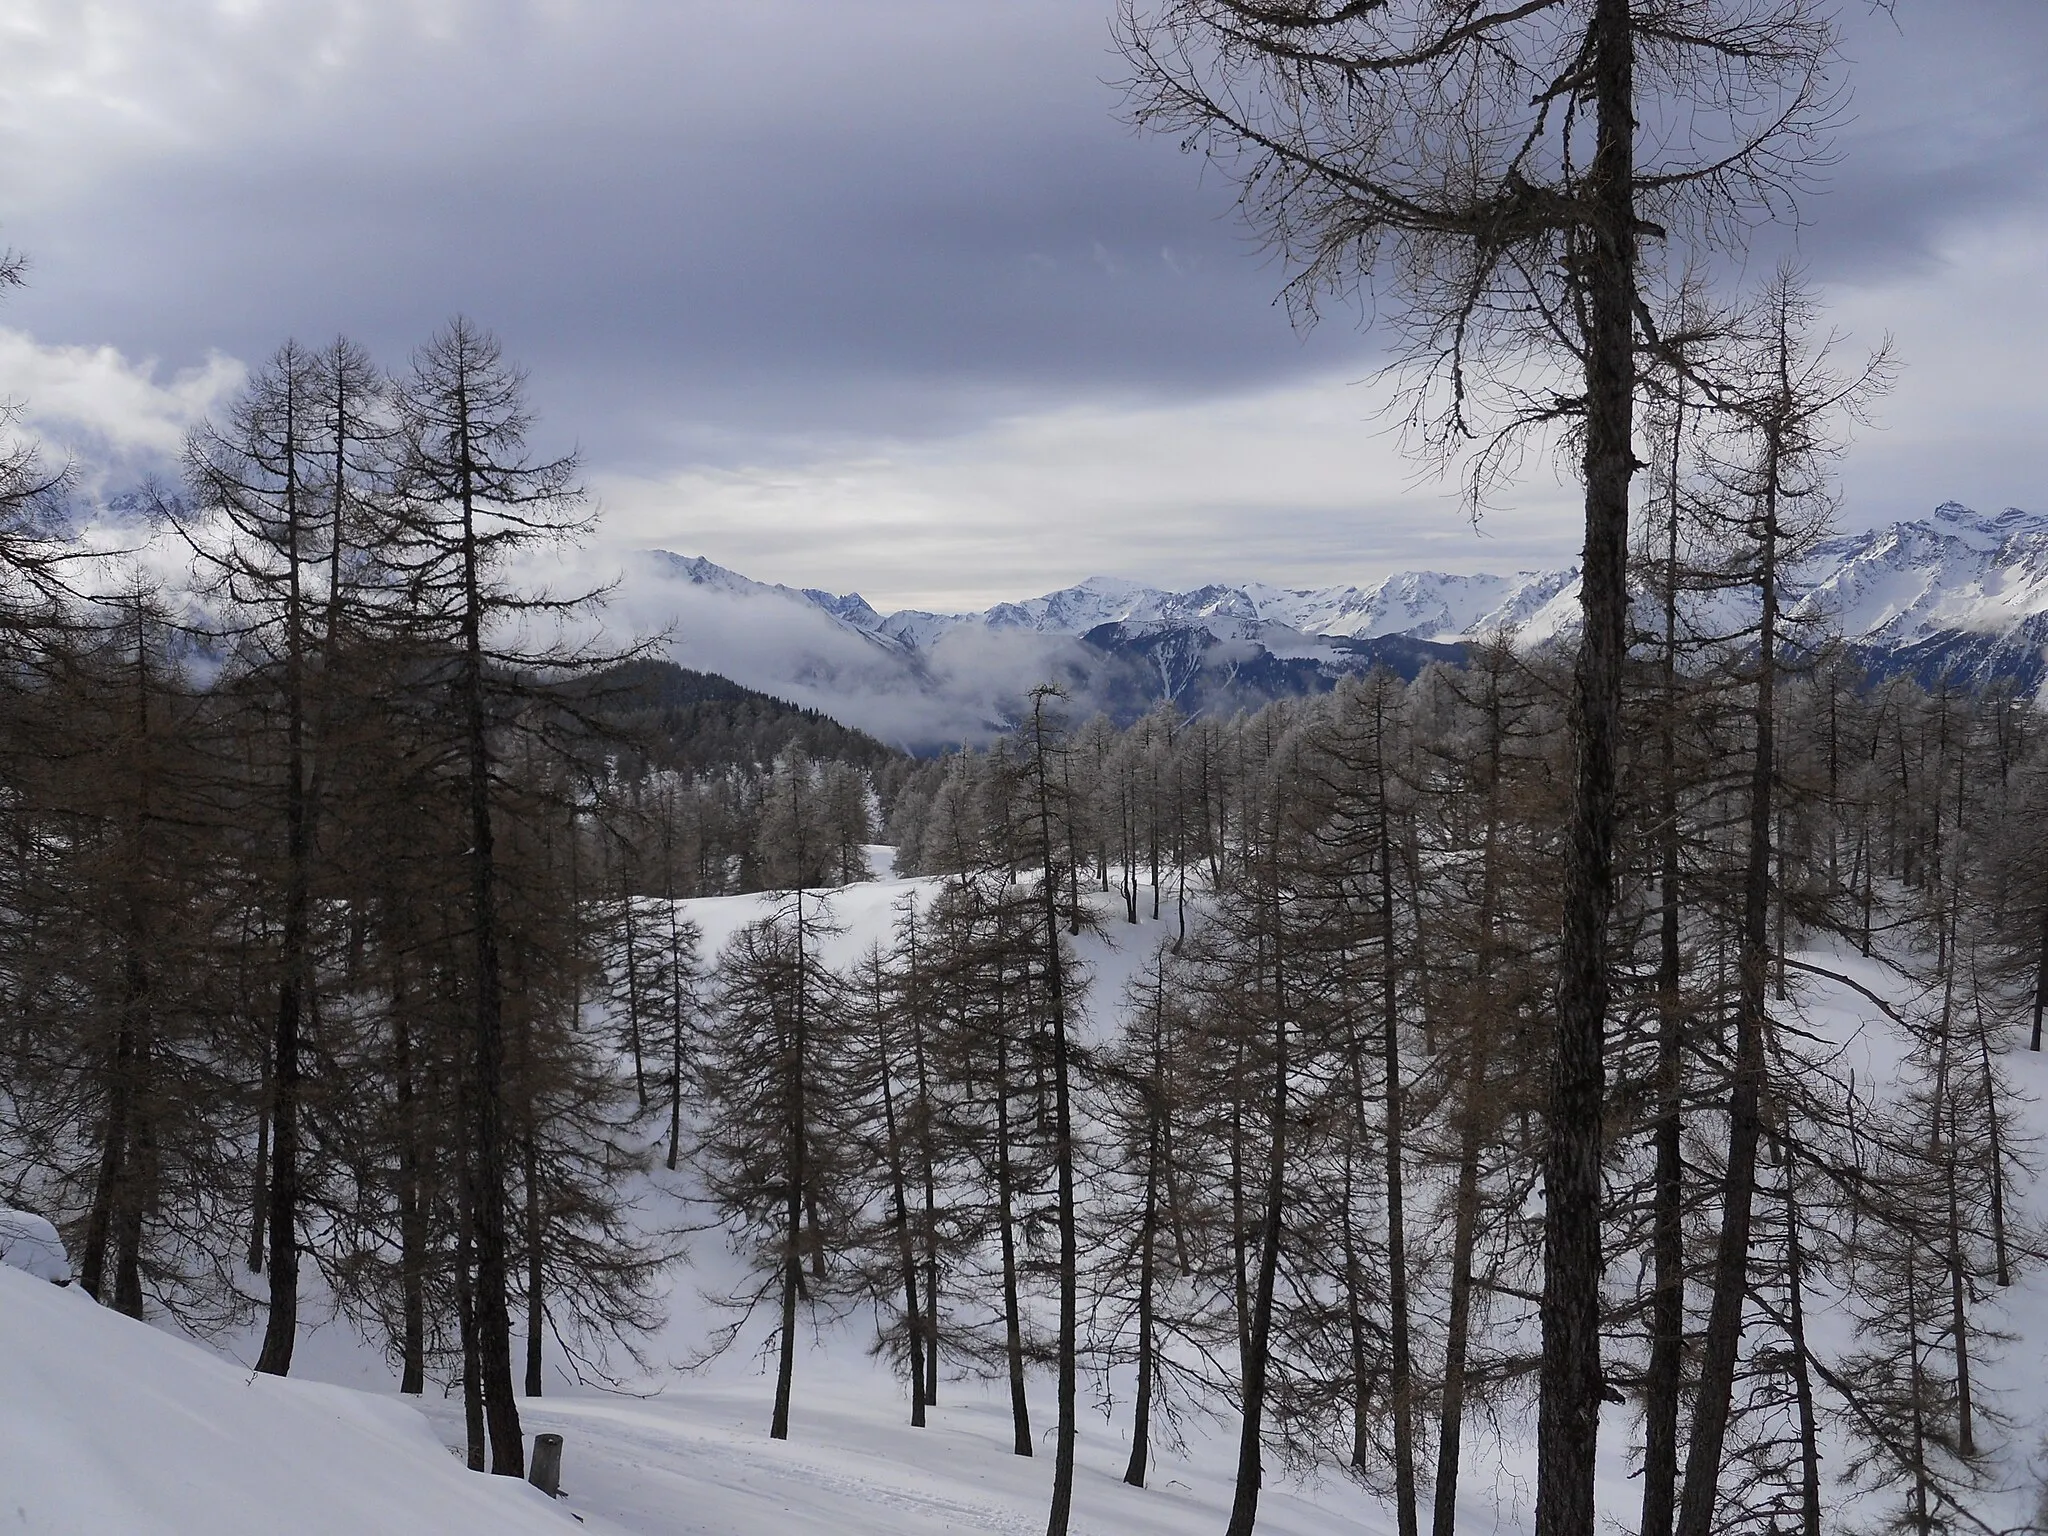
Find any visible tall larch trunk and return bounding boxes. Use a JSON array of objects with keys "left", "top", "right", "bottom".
[
  {"left": 455, "top": 377, "right": 523, "bottom": 1477},
  {"left": 1536, "top": 5, "right": 1637, "bottom": 1532},
  {"left": 257, "top": 388, "right": 307, "bottom": 1377}
]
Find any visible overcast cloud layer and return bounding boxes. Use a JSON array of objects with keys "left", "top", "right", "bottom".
[{"left": 2, "top": 1, "right": 2044, "bottom": 608}]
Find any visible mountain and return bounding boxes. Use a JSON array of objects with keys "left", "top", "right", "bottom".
[
  {"left": 1791, "top": 502, "right": 2048, "bottom": 690},
  {"left": 627, "top": 502, "right": 2048, "bottom": 748},
  {"left": 870, "top": 567, "right": 1580, "bottom": 649}
]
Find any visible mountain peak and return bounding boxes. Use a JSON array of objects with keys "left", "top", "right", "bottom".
[
  {"left": 803, "top": 588, "right": 884, "bottom": 629},
  {"left": 633, "top": 499, "right": 2048, "bottom": 745}
]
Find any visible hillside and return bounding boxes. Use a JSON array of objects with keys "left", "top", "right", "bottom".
[
  {"left": 10, "top": 871, "right": 2044, "bottom": 1534},
  {"left": 576, "top": 658, "right": 906, "bottom": 774}
]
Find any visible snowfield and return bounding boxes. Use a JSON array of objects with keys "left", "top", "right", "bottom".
[
  {"left": 7, "top": 870, "right": 2048, "bottom": 1534},
  {"left": 0, "top": 1264, "right": 601, "bottom": 1536}
]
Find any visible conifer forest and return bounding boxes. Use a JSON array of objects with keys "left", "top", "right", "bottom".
[
  {"left": 0, "top": 295, "right": 2044, "bottom": 1535},
  {"left": 4, "top": 4, "right": 2048, "bottom": 1536}
]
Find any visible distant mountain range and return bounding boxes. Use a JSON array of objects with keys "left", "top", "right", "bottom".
[{"left": 623, "top": 501, "right": 2048, "bottom": 751}]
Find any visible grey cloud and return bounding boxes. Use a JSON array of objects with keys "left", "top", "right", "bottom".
[
  {"left": 0, "top": 0, "right": 2042, "bottom": 586},
  {"left": 5, "top": 1, "right": 1358, "bottom": 468}
]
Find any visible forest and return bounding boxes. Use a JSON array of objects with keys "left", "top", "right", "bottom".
[
  {"left": 1, "top": 3, "right": 2044, "bottom": 1534},
  {"left": 0, "top": 270, "right": 2043, "bottom": 1536}
]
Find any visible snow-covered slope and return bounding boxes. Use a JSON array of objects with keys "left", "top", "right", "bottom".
[
  {"left": 491, "top": 878, "right": 2048, "bottom": 1536},
  {"left": 849, "top": 501, "right": 2048, "bottom": 654},
  {"left": 0, "top": 1264, "right": 596, "bottom": 1535},
  {"left": 873, "top": 568, "right": 1576, "bottom": 648},
  {"left": 1791, "top": 501, "right": 2048, "bottom": 644},
  {"left": 11, "top": 874, "right": 2048, "bottom": 1533},
  {"left": 633, "top": 503, "right": 2048, "bottom": 743}
]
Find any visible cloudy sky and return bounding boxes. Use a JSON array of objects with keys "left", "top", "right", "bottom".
[{"left": 1, "top": 1, "right": 2044, "bottom": 610}]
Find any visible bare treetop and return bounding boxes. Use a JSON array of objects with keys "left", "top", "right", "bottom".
[{"left": 1119, "top": 0, "right": 1839, "bottom": 462}]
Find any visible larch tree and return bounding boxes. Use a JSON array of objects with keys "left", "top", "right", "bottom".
[
  {"left": 690, "top": 894, "right": 851, "bottom": 1442},
  {"left": 177, "top": 335, "right": 387, "bottom": 1376},
  {"left": 1115, "top": 6, "right": 1839, "bottom": 1529},
  {"left": 1676, "top": 272, "right": 1892, "bottom": 1536},
  {"left": 382, "top": 316, "right": 605, "bottom": 1477},
  {"left": 1021, "top": 687, "right": 1088, "bottom": 1536}
]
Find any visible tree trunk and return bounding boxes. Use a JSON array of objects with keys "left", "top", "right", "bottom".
[
  {"left": 247, "top": 1038, "right": 270, "bottom": 1274},
  {"left": 771, "top": 1139, "right": 801, "bottom": 1440},
  {"left": 1123, "top": 1090, "right": 1161, "bottom": 1488},
  {"left": 875, "top": 985, "right": 927, "bottom": 1426},
  {"left": 254, "top": 962, "right": 303, "bottom": 1372},
  {"left": 1342, "top": 1146, "right": 1373, "bottom": 1474},
  {"left": 1905, "top": 1242, "right": 1931, "bottom": 1535},
  {"left": 81, "top": 1018, "right": 136, "bottom": 1304},
  {"left": 994, "top": 1028, "right": 1032, "bottom": 1459},
  {"left": 1031, "top": 695, "right": 1079, "bottom": 1536},
  {"left": 667, "top": 903, "right": 686, "bottom": 1171},
  {"left": 1438, "top": 669, "right": 1505, "bottom": 1536},
  {"left": 111, "top": 1018, "right": 151, "bottom": 1318},
  {"left": 395, "top": 1000, "right": 427, "bottom": 1396},
  {"left": 1641, "top": 403, "right": 1687, "bottom": 1536},
  {"left": 907, "top": 950, "right": 942, "bottom": 1404},
  {"left": 457, "top": 1175, "right": 485, "bottom": 1472},
  {"left": 1535, "top": 5, "right": 1636, "bottom": 1532},
  {"left": 2031, "top": 896, "right": 2048, "bottom": 1052},
  {"left": 772, "top": 898, "right": 811, "bottom": 1442},
  {"left": 1946, "top": 1153, "right": 1977, "bottom": 1458},
  {"left": 1675, "top": 364, "right": 1784, "bottom": 1536},
  {"left": 458, "top": 409, "right": 523, "bottom": 1477},
  {"left": 524, "top": 1128, "right": 544, "bottom": 1398},
  {"left": 622, "top": 871, "right": 647, "bottom": 1106},
  {"left": 1776, "top": 1136, "right": 1822, "bottom": 1536},
  {"left": 1433, "top": 1106, "right": 1483, "bottom": 1536},
  {"left": 1377, "top": 742, "right": 1418, "bottom": 1536},
  {"left": 1225, "top": 939, "right": 1287, "bottom": 1536},
  {"left": 1976, "top": 1011, "right": 2011, "bottom": 1286},
  {"left": 257, "top": 451, "right": 309, "bottom": 1378}
]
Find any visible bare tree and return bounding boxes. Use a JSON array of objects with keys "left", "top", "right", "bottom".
[
  {"left": 382, "top": 317, "right": 605, "bottom": 1477},
  {"left": 177, "top": 336, "right": 387, "bottom": 1376},
  {"left": 690, "top": 894, "right": 851, "bottom": 1441},
  {"left": 1116, "top": 7, "right": 1838, "bottom": 1530},
  {"left": 1676, "top": 272, "right": 1891, "bottom": 1536}
]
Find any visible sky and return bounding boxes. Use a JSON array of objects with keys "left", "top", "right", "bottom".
[{"left": 0, "top": 0, "right": 2044, "bottom": 611}]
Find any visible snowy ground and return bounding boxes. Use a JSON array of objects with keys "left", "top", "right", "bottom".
[
  {"left": 0, "top": 1264, "right": 600, "bottom": 1536},
  {"left": 7, "top": 863, "right": 2048, "bottom": 1533}
]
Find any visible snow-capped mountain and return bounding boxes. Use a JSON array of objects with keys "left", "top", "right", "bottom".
[
  {"left": 870, "top": 568, "right": 1579, "bottom": 650},
  {"left": 628, "top": 502, "right": 2048, "bottom": 750},
  {"left": 1791, "top": 501, "right": 2048, "bottom": 645}
]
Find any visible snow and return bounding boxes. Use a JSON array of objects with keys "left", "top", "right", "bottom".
[
  {"left": 420, "top": 878, "right": 1429, "bottom": 1536},
  {"left": 12, "top": 876, "right": 2048, "bottom": 1532},
  {"left": 0, "top": 1265, "right": 604, "bottom": 1536},
  {"left": 418, "top": 901, "right": 2048, "bottom": 1533},
  {"left": 0, "top": 1204, "right": 70, "bottom": 1283},
  {"left": 446, "top": 1378, "right": 1401, "bottom": 1536},
  {"left": 1792, "top": 504, "right": 2048, "bottom": 642}
]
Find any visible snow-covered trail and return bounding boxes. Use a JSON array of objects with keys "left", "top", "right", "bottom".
[{"left": 432, "top": 1374, "right": 1400, "bottom": 1536}]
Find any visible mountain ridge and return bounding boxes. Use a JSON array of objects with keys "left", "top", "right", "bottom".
[{"left": 630, "top": 502, "right": 2048, "bottom": 749}]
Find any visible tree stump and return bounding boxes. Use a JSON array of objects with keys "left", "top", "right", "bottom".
[{"left": 528, "top": 1433, "right": 564, "bottom": 1498}]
